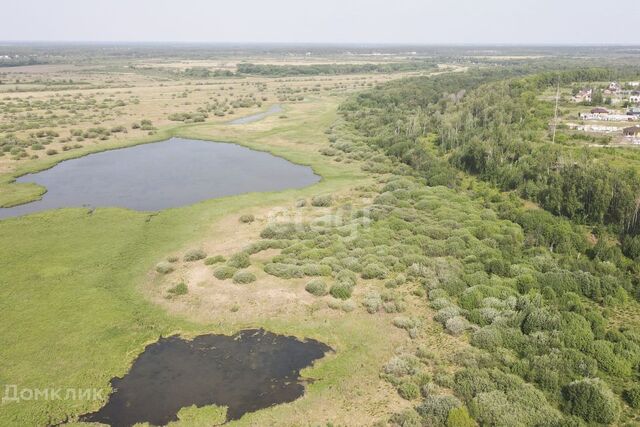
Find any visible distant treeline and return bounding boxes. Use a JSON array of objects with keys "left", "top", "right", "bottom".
[
  {"left": 235, "top": 61, "right": 438, "bottom": 76},
  {"left": 0, "top": 56, "right": 45, "bottom": 68}
]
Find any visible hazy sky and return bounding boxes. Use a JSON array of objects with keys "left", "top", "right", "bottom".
[{"left": 3, "top": 0, "right": 639, "bottom": 45}]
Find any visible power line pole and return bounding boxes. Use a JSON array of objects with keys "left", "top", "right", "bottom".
[{"left": 552, "top": 79, "right": 560, "bottom": 144}]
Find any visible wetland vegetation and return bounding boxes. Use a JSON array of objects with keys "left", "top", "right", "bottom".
[{"left": 1, "top": 43, "right": 640, "bottom": 427}]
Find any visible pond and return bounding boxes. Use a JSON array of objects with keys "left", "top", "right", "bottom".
[
  {"left": 0, "top": 138, "right": 319, "bottom": 219},
  {"left": 79, "top": 329, "right": 331, "bottom": 426},
  {"left": 228, "top": 104, "right": 283, "bottom": 124}
]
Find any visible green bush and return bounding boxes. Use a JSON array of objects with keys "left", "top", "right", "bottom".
[
  {"left": 228, "top": 252, "right": 251, "bottom": 269},
  {"left": 167, "top": 282, "right": 188, "bottom": 296},
  {"left": 335, "top": 269, "right": 357, "bottom": 286},
  {"left": 167, "top": 255, "right": 179, "bottom": 263},
  {"left": 204, "top": 255, "right": 225, "bottom": 265},
  {"left": 264, "top": 262, "right": 304, "bottom": 278},
  {"left": 562, "top": 378, "right": 619, "bottom": 424},
  {"left": 184, "top": 249, "right": 207, "bottom": 262},
  {"left": 311, "top": 195, "right": 332, "bottom": 207},
  {"left": 446, "top": 407, "right": 475, "bottom": 427},
  {"left": 393, "top": 316, "right": 421, "bottom": 330},
  {"left": 260, "top": 223, "right": 301, "bottom": 239},
  {"left": 363, "top": 291, "right": 382, "bottom": 313},
  {"left": 328, "top": 299, "right": 356, "bottom": 312},
  {"left": 302, "top": 263, "right": 333, "bottom": 276},
  {"left": 232, "top": 271, "right": 257, "bottom": 284},
  {"left": 213, "top": 266, "right": 237, "bottom": 280},
  {"left": 361, "top": 263, "right": 388, "bottom": 279},
  {"left": 305, "top": 279, "right": 328, "bottom": 296},
  {"left": 445, "top": 316, "right": 470, "bottom": 336},
  {"left": 623, "top": 385, "right": 640, "bottom": 409},
  {"left": 330, "top": 281, "right": 353, "bottom": 300},
  {"left": 398, "top": 381, "right": 420, "bottom": 400},
  {"left": 155, "top": 262, "right": 174, "bottom": 274},
  {"left": 389, "top": 408, "right": 422, "bottom": 427},
  {"left": 416, "top": 395, "right": 462, "bottom": 425},
  {"left": 239, "top": 214, "right": 255, "bottom": 223}
]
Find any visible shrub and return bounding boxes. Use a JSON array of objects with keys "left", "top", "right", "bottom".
[
  {"left": 46, "top": 149, "right": 57, "bottom": 155},
  {"left": 383, "top": 354, "right": 421, "bottom": 377},
  {"left": 328, "top": 299, "right": 356, "bottom": 312},
  {"left": 445, "top": 316, "right": 471, "bottom": 336},
  {"left": 228, "top": 252, "right": 251, "bottom": 269},
  {"left": 398, "top": 381, "right": 420, "bottom": 400},
  {"left": 363, "top": 291, "right": 382, "bottom": 313},
  {"left": 389, "top": 408, "right": 422, "bottom": 427},
  {"left": 416, "top": 395, "right": 462, "bottom": 425},
  {"left": 330, "top": 281, "right": 353, "bottom": 300},
  {"left": 472, "top": 389, "right": 561, "bottom": 426},
  {"left": 167, "top": 255, "right": 179, "bottom": 263},
  {"left": 302, "top": 263, "right": 333, "bottom": 276},
  {"left": 232, "top": 271, "right": 256, "bottom": 284},
  {"left": 311, "top": 195, "right": 332, "bottom": 207},
  {"left": 589, "top": 340, "right": 632, "bottom": 376},
  {"left": 470, "top": 327, "right": 502, "bottom": 351},
  {"left": 521, "top": 308, "right": 559, "bottom": 334},
  {"left": 204, "top": 255, "right": 225, "bottom": 265},
  {"left": 213, "top": 266, "right": 237, "bottom": 280},
  {"left": 435, "top": 306, "right": 462, "bottom": 324},
  {"left": 446, "top": 407, "right": 475, "bottom": 427},
  {"left": 264, "top": 263, "right": 304, "bottom": 278},
  {"left": 393, "top": 316, "right": 421, "bottom": 330},
  {"left": 335, "top": 269, "right": 357, "bottom": 286},
  {"left": 623, "top": 385, "right": 640, "bottom": 409},
  {"left": 167, "top": 282, "right": 188, "bottom": 296},
  {"left": 239, "top": 214, "right": 255, "bottom": 223},
  {"left": 260, "top": 223, "right": 300, "bottom": 239},
  {"left": 184, "top": 249, "right": 207, "bottom": 262},
  {"left": 155, "top": 262, "right": 174, "bottom": 274},
  {"left": 361, "top": 263, "right": 388, "bottom": 280},
  {"left": 562, "top": 378, "right": 619, "bottom": 424},
  {"left": 305, "top": 279, "right": 328, "bottom": 296}
]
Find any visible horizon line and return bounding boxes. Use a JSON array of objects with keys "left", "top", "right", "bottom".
[{"left": 1, "top": 40, "right": 640, "bottom": 48}]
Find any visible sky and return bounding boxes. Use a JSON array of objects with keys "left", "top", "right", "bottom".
[{"left": 2, "top": 0, "right": 639, "bottom": 45}]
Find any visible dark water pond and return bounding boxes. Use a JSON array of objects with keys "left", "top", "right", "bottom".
[
  {"left": 229, "top": 104, "right": 283, "bottom": 124},
  {"left": 80, "top": 329, "right": 331, "bottom": 426},
  {"left": 0, "top": 138, "right": 319, "bottom": 219}
]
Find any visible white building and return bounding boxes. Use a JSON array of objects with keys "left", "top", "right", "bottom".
[{"left": 579, "top": 112, "right": 638, "bottom": 121}]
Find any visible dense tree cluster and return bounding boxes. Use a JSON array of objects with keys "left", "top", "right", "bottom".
[
  {"left": 235, "top": 61, "right": 438, "bottom": 77},
  {"left": 331, "top": 68, "right": 640, "bottom": 425}
]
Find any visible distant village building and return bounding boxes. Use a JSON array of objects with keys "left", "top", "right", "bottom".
[
  {"left": 628, "top": 107, "right": 640, "bottom": 116},
  {"left": 567, "top": 123, "right": 621, "bottom": 133},
  {"left": 624, "top": 125, "right": 640, "bottom": 137},
  {"left": 591, "top": 107, "right": 609, "bottom": 114},
  {"left": 573, "top": 89, "right": 592, "bottom": 103},
  {"left": 579, "top": 111, "right": 637, "bottom": 121},
  {"left": 629, "top": 82, "right": 640, "bottom": 88},
  {"left": 607, "top": 82, "right": 621, "bottom": 92},
  {"left": 630, "top": 92, "right": 640, "bottom": 104}
]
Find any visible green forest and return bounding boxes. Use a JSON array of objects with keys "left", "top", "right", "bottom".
[{"left": 323, "top": 68, "right": 640, "bottom": 425}]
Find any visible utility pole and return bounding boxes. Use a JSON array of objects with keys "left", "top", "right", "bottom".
[{"left": 552, "top": 79, "right": 560, "bottom": 144}]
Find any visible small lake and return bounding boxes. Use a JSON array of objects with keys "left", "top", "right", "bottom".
[
  {"left": 79, "top": 329, "right": 331, "bottom": 426},
  {"left": 229, "top": 104, "right": 283, "bottom": 124},
  {"left": 0, "top": 138, "right": 319, "bottom": 219}
]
